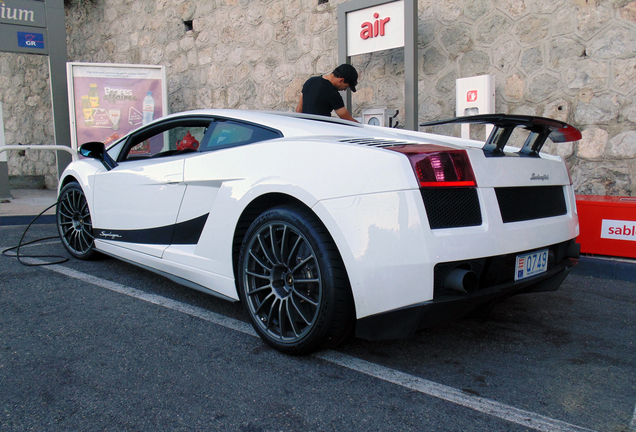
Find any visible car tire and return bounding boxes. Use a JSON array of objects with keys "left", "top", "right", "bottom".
[
  {"left": 56, "top": 182, "right": 97, "bottom": 260},
  {"left": 238, "top": 205, "right": 354, "bottom": 355}
]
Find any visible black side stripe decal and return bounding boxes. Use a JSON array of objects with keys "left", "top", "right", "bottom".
[
  {"left": 172, "top": 214, "right": 210, "bottom": 244},
  {"left": 95, "top": 214, "right": 209, "bottom": 245}
]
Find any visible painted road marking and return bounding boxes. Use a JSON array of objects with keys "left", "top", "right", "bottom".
[
  {"left": 4, "top": 256, "right": 603, "bottom": 432},
  {"left": 316, "top": 351, "right": 596, "bottom": 432}
]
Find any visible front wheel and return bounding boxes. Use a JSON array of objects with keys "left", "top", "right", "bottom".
[
  {"left": 56, "top": 182, "right": 96, "bottom": 260},
  {"left": 238, "top": 205, "right": 354, "bottom": 355}
]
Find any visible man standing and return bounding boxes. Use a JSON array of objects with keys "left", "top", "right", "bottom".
[{"left": 296, "top": 64, "right": 359, "bottom": 122}]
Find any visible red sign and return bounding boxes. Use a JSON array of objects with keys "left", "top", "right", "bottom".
[
  {"left": 346, "top": 1, "right": 405, "bottom": 56},
  {"left": 576, "top": 195, "right": 636, "bottom": 259},
  {"left": 467, "top": 90, "right": 478, "bottom": 102}
]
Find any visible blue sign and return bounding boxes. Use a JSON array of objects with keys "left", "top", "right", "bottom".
[{"left": 17, "top": 31, "right": 44, "bottom": 49}]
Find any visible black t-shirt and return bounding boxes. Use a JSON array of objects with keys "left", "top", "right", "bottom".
[{"left": 301, "top": 76, "right": 344, "bottom": 117}]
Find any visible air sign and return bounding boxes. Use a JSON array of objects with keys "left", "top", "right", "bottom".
[{"left": 346, "top": 0, "right": 404, "bottom": 56}]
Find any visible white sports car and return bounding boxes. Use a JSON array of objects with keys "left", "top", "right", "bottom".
[{"left": 57, "top": 109, "right": 581, "bottom": 355}]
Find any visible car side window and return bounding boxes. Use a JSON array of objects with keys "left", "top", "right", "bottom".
[
  {"left": 119, "top": 120, "right": 212, "bottom": 162},
  {"left": 201, "top": 120, "right": 281, "bottom": 152}
]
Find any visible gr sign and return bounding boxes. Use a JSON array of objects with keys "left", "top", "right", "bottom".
[
  {"left": 18, "top": 31, "right": 44, "bottom": 49},
  {"left": 0, "top": 0, "right": 48, "bottom": 54}
]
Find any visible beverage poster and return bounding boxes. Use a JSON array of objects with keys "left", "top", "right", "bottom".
[{"left": 67, "top": 63, "right": 168, "bottom": 150}]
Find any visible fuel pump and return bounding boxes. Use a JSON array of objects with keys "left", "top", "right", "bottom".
[{"left": 361, "top": 108, "right": 400, "bottom": 128}]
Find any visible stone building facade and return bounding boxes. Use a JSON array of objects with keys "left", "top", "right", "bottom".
[{"left": 0, "top": 0, "right": 635, "bottom": 195}]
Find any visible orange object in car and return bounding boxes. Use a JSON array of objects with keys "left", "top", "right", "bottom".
[{"left": 176, "top": 131, "right": 199, "bottom": 151}]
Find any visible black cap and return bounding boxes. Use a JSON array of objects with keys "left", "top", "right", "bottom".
[{"left": 335, "top": 64, "right": 358, "bottom": 92}]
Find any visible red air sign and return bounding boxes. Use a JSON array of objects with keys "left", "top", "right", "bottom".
[
  {"left": 346, "top": 1, "right": 405, "bottom": 56},
  {"left": 360, "top": 13, "right": 390, "bottom": 39}
]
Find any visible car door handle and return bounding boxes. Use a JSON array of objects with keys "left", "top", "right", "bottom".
[{"left": 163, "top": 173, "right": 183, "bottom": 184}]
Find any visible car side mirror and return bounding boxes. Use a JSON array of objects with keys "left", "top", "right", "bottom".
[{"left": 79, "top": 142, "right": 118, "bottom": 171}]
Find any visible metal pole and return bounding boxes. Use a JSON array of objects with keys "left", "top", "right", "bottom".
[
  {"left": 337, "top": 5, "right": 352, "bottom": 111},
  {"left": 404, "top": 0, "right": 418, "bottom": 131},
  {"left": 0, "top": 102, "right": 11, "bottom": 199},
  {"left": 46, "top": 0, "right": 72, "bottom": 178}
]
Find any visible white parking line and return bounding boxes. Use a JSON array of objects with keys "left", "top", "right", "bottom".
[
  {"left": 315, "top": 351, "right": 595, "bottom": 432},
  {"left": 15, "top": 258, "right": 598, "bottom": 432},
  {"left": 630, "top": 404, "right": 636, "bottom": 432},
  {"left": 45, "top": 262, "right": 257, "bottom": 338},
  {"left": 1, "top": 240, "right": 62, "bottom": 250}
]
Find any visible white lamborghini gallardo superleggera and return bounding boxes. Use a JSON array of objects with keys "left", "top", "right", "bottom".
[{"left": 57, "top": 110, "right": 581, "bottom": 354}]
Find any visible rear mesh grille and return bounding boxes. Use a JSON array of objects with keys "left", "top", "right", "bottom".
[
  {"left": 421, "top": 188, "right": 482, "bottom": 229},
  {"left": 495, "top": 186, "right": 567, "bottom": 223}
]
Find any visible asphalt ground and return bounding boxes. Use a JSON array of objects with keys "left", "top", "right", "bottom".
[{"left": 1, "top": 222, "right": 635, "bottom": 431}]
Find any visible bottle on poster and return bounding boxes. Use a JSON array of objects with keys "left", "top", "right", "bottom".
[
  {"left": 142, "top": 91, "right": 155, "bottom": 125},
  {"left": 81, "top": 95, "right": 94, "bottom": 126},
  {"left": 89, "top": 84, "right": 99, "bottom": 109}
]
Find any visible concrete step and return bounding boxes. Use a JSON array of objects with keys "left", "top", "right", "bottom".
[{"left": 8, "top": 175, "right": 47, "bottom": 190}]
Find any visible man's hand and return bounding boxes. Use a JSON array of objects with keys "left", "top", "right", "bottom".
[{"left": 335, "top": 106, "right": 359, "bottom": 123}]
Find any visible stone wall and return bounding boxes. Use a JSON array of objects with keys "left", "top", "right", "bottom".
[
  {"left": 0, "top": 54, "right": 57, "bottom": 189},
  {"left": 0, "top": 0, "right": 635, "bottom": 196},
  {"left": 412, "top": 0, "right": 636, "bottom": 197}
]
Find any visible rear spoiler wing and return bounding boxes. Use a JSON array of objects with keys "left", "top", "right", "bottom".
[{"left": 420, "top": 114, "right": 582, "bottom": 157}]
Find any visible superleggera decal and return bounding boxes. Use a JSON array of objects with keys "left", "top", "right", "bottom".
[
  {"left": 99, "top": 232, "right": 122, "bottom": 240},
  {"left": 95, "top": 214, "right": 209, "bottom": 245}
]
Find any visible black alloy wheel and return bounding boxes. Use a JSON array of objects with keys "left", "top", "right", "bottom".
[
  {"left": 238, "top": 205, "right": 354, "bottom": 355},
  {"left": 57, "top": 182, "right": 96, "bottom": 260}
]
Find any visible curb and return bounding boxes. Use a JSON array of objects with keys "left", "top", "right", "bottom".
[
  {"left": 0, "top": 214, "right": 56, "bottom": 226},
  {"left": 571, "top": 256, "right": 636, "bottom": 283}
]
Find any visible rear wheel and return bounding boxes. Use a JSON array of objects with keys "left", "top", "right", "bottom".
[
  {"left": 238, "top": 205, "right": 354, "bottom": 355},
  {"left": 57, "top": 182, "right": 96, "bottom": 260}
]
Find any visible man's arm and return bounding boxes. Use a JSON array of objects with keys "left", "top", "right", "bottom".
[
  {"left": 295, "top": 94, "right": 303, "bottom": 113},
  {"left": 334, "top": 106, "right": 359, "bottom": 123}
]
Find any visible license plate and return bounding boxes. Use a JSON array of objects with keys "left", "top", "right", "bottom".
[{"left": 515, "top": 249, "right": 548, "bottom": 281}]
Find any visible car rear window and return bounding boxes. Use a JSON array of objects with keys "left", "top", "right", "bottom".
[{"left": 201, "top": 120, "right": 281, "bottom": 151}]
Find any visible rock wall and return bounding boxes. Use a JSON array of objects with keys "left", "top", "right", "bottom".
[
  {"left": 1, "top": 0, "right": 635, "bottom": 196},
  {"left": 413, "top": 0, "right": 636, "bottom": 197},
  {"left": 0, "top": 54, "right": 57, "bottom": 189}
]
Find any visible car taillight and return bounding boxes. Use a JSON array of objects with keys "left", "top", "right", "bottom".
[{"left": 389, "top": 144, "right": 477, "bottom": 188}]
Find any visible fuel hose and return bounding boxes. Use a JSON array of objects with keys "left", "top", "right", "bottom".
[{"left": 2, "top": 200, "right": 69, "bottom": 266}]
